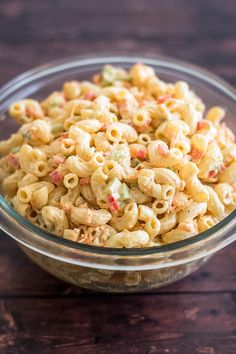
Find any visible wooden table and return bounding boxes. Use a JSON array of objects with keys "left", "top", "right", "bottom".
[{"left": 0, "top": 1, "right": 236, "bottom": 353}]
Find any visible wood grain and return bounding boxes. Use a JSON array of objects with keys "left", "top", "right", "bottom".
[
  {"left": 0, "top": 0, "right": 235, "bottom": 85},
  {"left": 1, "top": 294, "right": 236, "bottom": 354},
  {"left": 0, "top": 0, "right": 236, "bottom": 353}
]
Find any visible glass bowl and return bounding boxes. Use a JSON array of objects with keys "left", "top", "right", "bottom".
[{"left": 0, "top": 54, "right": 236, "bottom": 293}]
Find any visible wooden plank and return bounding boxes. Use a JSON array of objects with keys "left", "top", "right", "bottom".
[
  {"left": 0, "top": 234, "right": 236, "bottom": 296},
  {"left": 0, "top": 235, "right": 79, "bottom": 296},
  {"left": 0, "top": 0, "right": 235, "bottom": 86},
  {"left": 0, "top": 293, "right": 236, "bottom": 353}
]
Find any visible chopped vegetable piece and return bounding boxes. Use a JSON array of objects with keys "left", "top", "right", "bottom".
[
  {"left": 104, "top": 178, "right": 121, "bottom": 196},
  {"left": 130, "top": 147, "right": 147, "bottom": 159},
  {"left": 119, "top": 183, "right": 131, "bottom": 200},
  {"left": 107, "top": 194, "right": 119, "bottom": 212},
  {"left": 131, "top": 158, "right": 141, "bottom": 168},
  {"left": 84, "top": 92, "right": 97, "bottom": 100},
  {"left": 157, "top": 94, "right": 172, "bottom": 104},
  {"left": 11, "top": 146, "right": 20, "bottom": 154},
  {"left": 26, "top": 107, "right": 43, "bottom": 119},
  {"left": 100, "top": 123, "right": 109, "bottom": 131},
  {"left": 80, "top": 177, "right": 91, "bottom": 185},
  {"left": 197, "top": 120, "right": 210, "bottom": 130},
  {"left": 22, "top": 131, "right": 32, "bottom": 140},
  {"left": 59, "top": 132, "right": 69, "bottom": 140},
  {"left": 108, "top": 149, "right": 126, "bottom": 161},
  {"left": 190, "top": 147, "right": 203, "bottom": 161},
  {"left": 48, "top": 95, "right": 65, "bottom": 108},
  {"left": 49, "top": 169, "right": 64, "bottom": 185},
  {"left": 7, "top": 153, "right": 20, "bottom": 169},
  {"left": 51, "top": 123, "right": 64, "bottom": 135},
  {"left": 102, "top": 65, "right": 130, "bottom": 85},
  {"left": 208, "top": 170, "right": 217, "bottom": 178},
  {"left": 102, "top": 65, "right": 117, "bottom": 84}
]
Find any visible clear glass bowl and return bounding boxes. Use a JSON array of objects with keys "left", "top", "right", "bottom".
[{"left": 0, "top": 54, "right": 236, "bottom": 293}]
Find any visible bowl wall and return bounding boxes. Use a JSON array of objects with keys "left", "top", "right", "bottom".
[{"left": 20, "top": 243, "right": 211, "bottom": 292}]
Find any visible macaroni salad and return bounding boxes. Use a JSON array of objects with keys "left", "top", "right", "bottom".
[{"left": 0, "top": 64, "right": 235, "bottom": 248}]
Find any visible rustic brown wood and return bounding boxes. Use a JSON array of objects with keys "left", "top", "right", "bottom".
[
  {"left": 0, "top": 294, "right": 236, "bottom": 354},
  {"left": 0, "top": 0, "right": 236, "bottom": 86},
  {"left": 0, "top": 0, "right": 236, "bottom": 353}
]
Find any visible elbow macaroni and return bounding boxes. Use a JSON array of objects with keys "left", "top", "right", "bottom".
[
  {"left": 179, "top": 162, "right": 209, "bottom": 202},
  {"left": 0, "top": 63, "right": 235, "bottom": 247}
]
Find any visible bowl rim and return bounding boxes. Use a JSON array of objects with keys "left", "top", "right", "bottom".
[{"left": 0, "top": 53, "right": 236, "bottom": 258}]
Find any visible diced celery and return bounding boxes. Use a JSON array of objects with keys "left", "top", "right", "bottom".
[
  {"left": 119, "top": 183, "right": 131, "bottom": 200},
  {"left": 104, "top": 178, "right": 121, "bottom": 196},
  {"left": 22, "top": 131, "right": 32, "bottom": 140},
  {"left": 102, "top": 65, "right": 117, "bottom": 84},
  {"left": 102, "top": 65, "right": 130, "bottom": 86},
  {"left": 131, "top": 158, "right": 140, "bottom": 168},
  {"left": 108, "top": 149, "right": 126, "bottom": 162},
  {"left": 49, "top": 96, "right": 64, "bottom": 108},
  {"left": 51, "top": 123, "right": 64, "bottom": 134},
  {"left": 11, "top": 146, "right": 20, "bottom": 154}
]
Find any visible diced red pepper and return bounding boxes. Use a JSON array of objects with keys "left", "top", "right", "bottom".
[
  {"left": 80, "top": 177, "right": 91, "bottom": 185},
  {"left": 130, "top": 147, "right": 147, "bottom": 159},
  {"left": 59, "top": 132, "right": 69, "bottom": 140},
  {"left": 84, "top": 92, "right": 97, "bottom": 100},
  {"left": 190, "top": 147, "right": 203, "bottom": 161},
  {"left": 107, "top": 194, "right": 119, "bottom": 212},
  {"left": 26, "top": 107, "right": 43, "bottom": 119},
  {"left": 135, "top": 149, "right": 147, "bottom": 159},
  {"left": 108, "top": 195, "right": 116, "bottom": 203},
  {"left": 157, "top": 94, "right": 172, "bottom": 104},
  {"left": 49, "top": 170, "right": 64, "bottom": 185},
  {"left": 197, "top": 120, "right": 210, "bottom": 130},
  {"left": 7, "top": 153, "right": 20, "bottom": 169},
  {"left": 208, "top": 169, "right": 217, "bottom": 178},
  {"left": 100, "top": 123, "right": 109, "bottom": 131}
]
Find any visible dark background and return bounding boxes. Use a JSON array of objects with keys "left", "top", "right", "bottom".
[{"left": 0, "top": 1, "right": 236, "bottom": 353}]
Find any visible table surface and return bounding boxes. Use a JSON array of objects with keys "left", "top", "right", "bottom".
[{"left": 0, "top": 0, "right": 236, "bottom": 353}]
